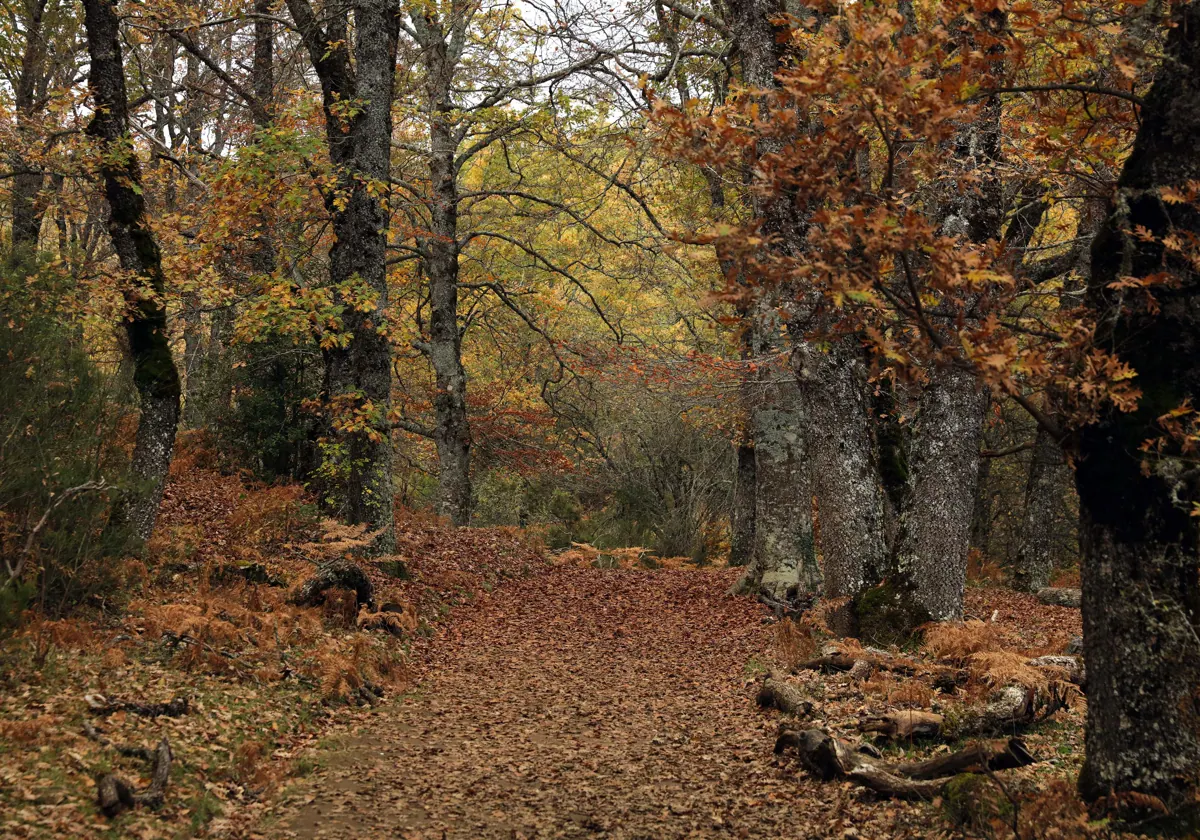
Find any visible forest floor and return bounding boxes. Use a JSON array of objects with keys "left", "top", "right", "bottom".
[
  {"left": 1, "top": 455, "right": 1111, "bottom": 839},
  {"left": 257, "top": 567, "right": 1094, "bottom": 840}
]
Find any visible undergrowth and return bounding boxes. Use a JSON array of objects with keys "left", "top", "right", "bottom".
[{"left": 0, "top": 437, "right": 548, "bottom": 839}]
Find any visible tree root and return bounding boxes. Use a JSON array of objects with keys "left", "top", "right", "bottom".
[
  {"left": 93, "top": 736, "right": 173, "bottom": 817},
  {"left": 777, "top": 727, "right": 1036, "bottom": 800},
  {"left": 85, "top": 693, "right": 190, "bottom": 718}
]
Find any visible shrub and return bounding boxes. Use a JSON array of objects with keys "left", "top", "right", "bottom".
[{"left": 0, "top": 261, "right": 135, "bottom": 617}]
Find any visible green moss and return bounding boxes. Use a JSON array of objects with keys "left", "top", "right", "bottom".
[
  {"left": 942, "top": 773, "right": 1012, "bottom": 832},
  {"left": 377, "top": 559, "right": 411, "bottom": 580},
  {"left": 853, "top": 578, "right": 931, "bottom": 648}
]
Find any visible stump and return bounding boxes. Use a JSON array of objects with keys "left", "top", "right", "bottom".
[{"left": 292, "top": 560, "right": 374, "bottom": 610}]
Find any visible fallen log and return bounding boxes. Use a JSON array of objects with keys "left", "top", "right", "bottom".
[
  {"left": 858, "top": 681, "right": 1071, "bottom": 744},
  {"left": 1036, "top": 587, "right": 1081, "bottom": 608},
  {"left": 796, "top": 647, "right": 918, "bottom": 677},
  {"left": 893, "top": 738, "right": 1035, "bottom": 779},
  {"left": 757, "top": 675, "right": 814, "bottom": 717},
  {"left": 1028, "top": 655, "right": 1086, "bottom": 687},
  {"left": 292, "top": 560, "right": 374, "bottom": 610},
  {"left": 779, "top": 728, "right": 1037, "bottom": 800},
  {"left": 859, "top": 710, "right": 944, "bottom": 740},
  {"left": 84, "top": 694, "right": 189, "bottom": 718},
  {"left": 96, "top": 737, "right": 172, "bottom": 817}
]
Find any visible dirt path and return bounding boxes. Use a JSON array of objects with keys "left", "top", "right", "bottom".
[{"left": 262, "top": 568, "right": 930, "bottom": 840}]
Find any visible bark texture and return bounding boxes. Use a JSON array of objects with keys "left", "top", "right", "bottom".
[
  {"left": 733, "top": 336, "right": 820, "bottom": 598},
  {"left": 794, "top": 340, "right": 888, "bottom": 600},
  {"left": 896, "top": 368, "right": 987, "bottom": 620},
  {"left": 287, "top": 0, "right": 398, "bottom": 551},
  {"left": 724, "top": 0, "right": 822, "bottom": 589},
  {"left": 409, "top": 11, "right": 473, "bottom": 525},
  {"left": 896, "top": 12, "right": 1003, "bottom": 620},
  {"left": 10, "top": 0, "right": 50, "bottom": 254},
  {"left": 1075, "top": 1, "right": 1200, "bottom": 814},
  {"left": 84, "top": 0, "right": 181, "bottom": 542}
]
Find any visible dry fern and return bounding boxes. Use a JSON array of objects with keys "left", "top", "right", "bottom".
[
  {"left": 922, "top": 620, "right": 1001, "bottom": 661},
  {"left": 773, "top": 618, "right": 817, "bottom": 669},
  {"left": 967, "top": 650, "right": 1048, "bottom": 691}
]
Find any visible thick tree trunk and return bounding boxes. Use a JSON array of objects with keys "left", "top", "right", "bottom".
[
  {"left": 1013, "top": 424, "right": 1068, "bottom": 592},
  {"left": 288, "top": 0, "right": 398, "bottom": 551},
  {"left": 734, "top": 338, "right": 820, "bottom": 597},
  {"left": 795, "top": 340, "right": 889, "bottom": 600},
  {"left": 724, "top": 0, "right": 825, "bottom": 593},
  {"left": 895, "top": 13, "right": 1003, "bottom": 620},
  {"left": 1074, "top": 1, "right": 1200, "bottom": 816},
  {"left": 84, "top": 0, "right": 181, "bottom": 542},
  {"left": 896, "top": 368, "right": 987, "bottom": 620}
]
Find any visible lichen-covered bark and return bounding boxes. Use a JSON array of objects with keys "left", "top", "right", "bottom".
[
  {"left": 1012, "top": 425, "right": 1069, "bottom": 592},
  {"left": 734, "top": 357, "right": 820, "bottom": 598},
  {"left": 287, "top": 0, "right": 398, "bottom": 551},
  {"left": 409, "top": 11, "right": 473, "bottom": 526},
  {"left": 83, "top": 0, "right": 182, "bottom": 542},
  {"left": 895, "top": 12, "right": 1003, "bottom": 620},
  {"left": 732, "top": 298, "right": 820, "bottom": 596},
  {"left": 795, "top": 339, "right": 888, "bottom": 599},
  {"left": 895, "top": 368, "right": 987, "bottom": 620},
  {"left": 1074, "top": 0, "right": 1200, "bottom": 814}
]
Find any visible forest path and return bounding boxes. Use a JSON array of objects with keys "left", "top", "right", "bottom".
[{"left": 265, "top": 567, "right": 826, "bottom": 840}]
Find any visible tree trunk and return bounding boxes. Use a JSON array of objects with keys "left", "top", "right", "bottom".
[
  {"left": 895, "top": 368, "right": 987, "bottom": 620},
  {"left": 249, "top": 0, "right": 276, "bottom": 276},
  {"left": 734, "top": 336, "right": 820, "bottom": 598},
  {"left": 894, "top": 12, "right": 1003, "bottom": 620},
  {"left": 287, "top": 0, "right": 398, "bottom": 551},
  {"left": 728, "top": 301, "right": 758, "bottom": 569},
  {"left": 728, "top": 441, "right": 756, "bottom": 567},
  {"left": 83, "top": 0, "right": 181, "bottom": 542},
  {"left": 10, "top": 0, "right": 50, "bottom": 255},
  {"left": 412, "top": 15, "right": 472, "bottom": 527},
  {"left": 1074, "top": 1, "right": 1200, "bottom": 817},
  {"left": 795, "top": 339, "right": 889, "bottom": 600},
  {"left": 1013, "top": 424, "right": 1068, "bottom": 592}
]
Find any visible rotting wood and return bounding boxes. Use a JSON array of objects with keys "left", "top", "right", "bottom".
[
  {"left": 1036, "top": 587, "right": 1081, "bottom": 608},
  {"left": 292, "top": 559, "right": 375, "bottom": 610},
  {"left": 757, "top": 674, "right": 815, "bottom": 716},
  {"left": 859, "top": 710, "right": 945, "bottom": 740}
]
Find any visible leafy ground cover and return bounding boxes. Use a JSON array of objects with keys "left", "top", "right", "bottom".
[
  {"left": 1, "top": 460, "right": 1120, "bottom": 840},
  {"left": 0, "top": 454, "right": 543, "bottom": 840},
  {"left": 261, "top": 570, "right": 1103, "bottom": 840}
]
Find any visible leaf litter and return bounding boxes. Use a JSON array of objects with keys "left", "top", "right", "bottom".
[{"left": 1, "top": 458, "right": 1118, "bottom": 839}]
